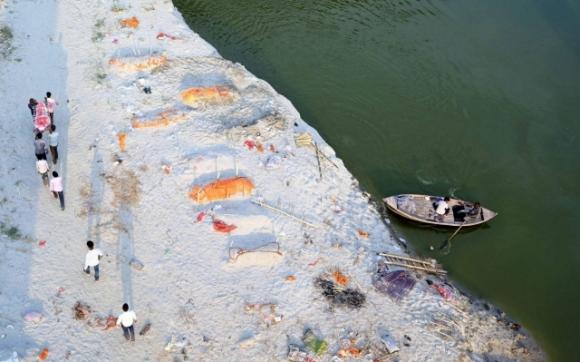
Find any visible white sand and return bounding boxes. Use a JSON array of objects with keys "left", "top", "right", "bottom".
[{"left": 0, "top": 0, "right": 544, "bottom": 361}]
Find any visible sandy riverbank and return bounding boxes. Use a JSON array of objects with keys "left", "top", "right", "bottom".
[{"left": 0, "top": 0, "right": 544, "bottom": 361}]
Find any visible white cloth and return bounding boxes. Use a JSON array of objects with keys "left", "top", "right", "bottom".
[
  {"left": 117, "top": 311, "right": 137, "bottom": 327},
  {"left": 48, "top": 131, "right": 59, "bottom": 147},
  {"left": 36, "top": 160, "right": 49, "bottom": 174},
  {"left": 49, "top": 177, "right": 63, "bottom": 192},
  {"left": 84, "top": 249, "right": 103, "bottom": 269},
  {"left": 46, "top": 98, "right": 57, "bottom": 113},
  {"left": 435, "top": 200, "right": 449, "bottom": 215}
]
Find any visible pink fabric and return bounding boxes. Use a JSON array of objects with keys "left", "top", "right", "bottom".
[{"left": 35, "top": 102, "right": 51, "bottom": 131}]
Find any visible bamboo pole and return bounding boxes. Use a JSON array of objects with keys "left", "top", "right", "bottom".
[{"left": 251, "top": 199, "right": 320, "bottom": 229}]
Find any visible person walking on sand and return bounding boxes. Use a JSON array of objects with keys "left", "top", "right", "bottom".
[
  {"left": 36, "top": 159, "right": 49, "bottom": 186},
  {"left": 48, "top": 124, "right": 59, "bottom": 164},
  {"left": 28, "top": 98, "right": 37, "bottom": 121},
  {"left": 34, "top": 133, "right": 47, "bottom": 160},
  {"left": 44, "top": 92, "right": 58, "bottom": 123},
  {"left": 117, "top": 303, "right": 137, "bottom": 341},
  {"left": 49, "top": 171, "right": 65, "bottom": 210},
  {"left": 84, "top": 240, "right": 103, "bottom": 281}
]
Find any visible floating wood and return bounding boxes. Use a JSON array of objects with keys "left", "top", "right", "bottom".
[{"left": 377, "top": 252, "right": 447, "bottom": 275}]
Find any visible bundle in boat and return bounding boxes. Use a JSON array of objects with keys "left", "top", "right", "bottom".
[
  {"left": 131, "top": 109, "right": 188, "bottom": 129},
  {"left": 180, "top": 86, "right": 238, "bottom": 108},
  {"left": 189, "top": 177, "right": 254, "bottom": 204},
  {"left": 109, "top": 54, "right": 167, "bottom": 73}
]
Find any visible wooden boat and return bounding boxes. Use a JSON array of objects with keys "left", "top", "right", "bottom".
[{"left": 383, "top": 194, "right": 497, "bottom": 227}]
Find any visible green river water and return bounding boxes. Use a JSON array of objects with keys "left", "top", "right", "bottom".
[{"left": 173, "top": 1, "right": 580, "bottom": 360}]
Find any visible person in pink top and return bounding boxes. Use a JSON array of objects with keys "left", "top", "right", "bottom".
[
  {"left": 45, "top": 91, "right": 58, "bottom": 123},
  {"left": 49, "top": 171, "right": 65, "bottom": 210}
]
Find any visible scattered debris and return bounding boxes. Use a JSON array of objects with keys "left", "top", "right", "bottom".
[
  {"left": 373, "top": 265, "right": 416, "bottom": 302},
  {"left": 295, "top": 132, "right": 313, "bottom": 147},
  {"left": 37, "top": 348, "right": 49, "bottom": 361},
  {"left": 22, "top": 311, "right": 44, "bottom": 324},
  {"left": 303, "top": 329, "right": 328, "bottom": 356},
  {"left": 196, "top": 211, "right": 206, "bottom": 222},
  {"left": 225, "top": 114, "right": 287, "bottom": 142},
  {"left": 73, "top": 301, "right": 91, "bottom": 320},
  {"left": 119, "top": 16, "right": 139, "bottom": 28},
  {"left": 190, "top": 177, "right": 254, "bottom": 204},
  {"left": 315, "top": 275, "right": 366, "bottom": 309},
  {"left": 285, "top": 275, "right": 296, "bottom": 282},
  {"left": 117, "top": 132, "right": 127, "bottom": 152},
  {"left": 244, "top": 303, "right": 283, "bottom": 327},
  {"left": 139, "top": 322, "right": 151, "bottom": 335},
  {"left": 129, "top": 257, "right": 144, "bottom": 271},
  {"left": 287, "top": 345, "right": 313, "bottom": 362},
  {"left": 379, "top": 333, "right": 400, "bottom": 354},
  {"left": 357, "top": 230, "right": 369, "bottom": 238},
  {"left": 239, "top": 333, "right": 258, "bottom": 349},
  {"left": 212, "top": 219, "right": 237, "bottom": 233},
  {"left": 332, "top": 269, "right": 349, "bottom": 286},
  {"left": 164, "top": 335, "right": 189, "bottom": 352},
  {"left": 38, "top": 239, "right": 46, "bottom": 248},
  {"left": 156, "top": 32, "right": 178, "bottom": 40}
]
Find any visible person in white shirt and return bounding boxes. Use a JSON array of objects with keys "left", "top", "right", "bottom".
[
  {"left": 45, "top": 91, "right": 58, "bottom": 123},
  {"left": 84, "top": 240, "right": 103, "bottom": 281},
  {"left": 117, "top": 303, "right": 137, "bottom": 341},
  {"left": 36, "top": 159, "right": 49, "bottom": 186},
  {"left": 49, "top": 171, "right": 64, "bottom": 210},
  {"left": 48, "top": 124, "right": 59, "bottom": 164},
  {"left": 433, "top": 197, "right": 450, "bottom": 221}
]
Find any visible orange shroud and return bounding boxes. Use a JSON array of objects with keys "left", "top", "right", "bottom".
[
  {"left": 109, "top": 55, "right": 167, "bottom": 73},
  {"left": 180, "top": 86, "right": 234, "bottom": 107},
  {"left": 119, "top": 16, "right": 140, "bottom": 28},
  {"left": 131, "top": 110, "right": 187, "bottom": 129},
  {"left": 189, "top": 177, "right": 254, "bottom": 204}
]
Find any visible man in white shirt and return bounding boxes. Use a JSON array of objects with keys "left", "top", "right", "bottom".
[
  {"left": 36, "top": 159, "right": 49, "bottom": 186},
  {"left": 45, "top": 91, "right": 58, "bottom": 123},
  {"left": 49, "top": 171, "right": 64, "bottom": 210},
  {"left": 117, "top": 303, "right": 137, "bottom": 341},
  {"left": 48, "top": 124, "right": 59, "bottom": 164},
  {"left": 433, "top": 197, "right": 450, "bottom": 221},
  {"left": 84, "top": 240, "right": 103, "bottom": 281}
]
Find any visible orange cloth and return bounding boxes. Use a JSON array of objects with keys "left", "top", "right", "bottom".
[
  {"left": 119, "top": 16, "right": 140, "bottom": 28},
  {"left": 117, "top": 133, "right": 127, "bottom": 151},
  {"left": 189, "top": 177, "right": 254, "bottom": 204},
  {"left": 180, "top": 86, "right": 234, "bottom": 107}
]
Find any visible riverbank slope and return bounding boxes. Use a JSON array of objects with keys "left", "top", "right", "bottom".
[{"left": 0, "top": 0, "right": 543, "bottom": 360}]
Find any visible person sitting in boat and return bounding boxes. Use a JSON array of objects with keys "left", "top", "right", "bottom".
[
  {"left": 452, "top": 201, "right": 481, "bottom": 221},
  {"left": 433, "top": 197, "right": 450, "bottom": 220}
]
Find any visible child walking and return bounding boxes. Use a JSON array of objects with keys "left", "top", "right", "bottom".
[{"left": 84, "top": 240, "right": 103, "bottom": 281}]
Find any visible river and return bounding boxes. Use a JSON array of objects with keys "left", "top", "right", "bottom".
[{"left": 173, "top": 0, "right": 580, "bottom": 360}]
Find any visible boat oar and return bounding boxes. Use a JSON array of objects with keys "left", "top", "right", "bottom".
[{"left": 439, "top": 222, "right": 465, "bottom": 252}]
